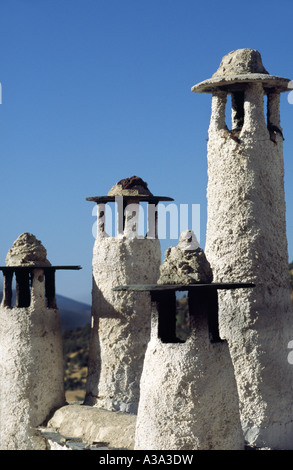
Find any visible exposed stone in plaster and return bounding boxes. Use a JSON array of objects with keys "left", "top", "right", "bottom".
[
  {"left": 5, "top": 232, "right": 51, "bottom": 267},
  {"left": 158, "top": 230, "right": 213, "bottom": 285}
]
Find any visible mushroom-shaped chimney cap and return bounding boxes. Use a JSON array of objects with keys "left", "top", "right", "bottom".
[
  {"left": 5, "top": 233, "right": 51, "bottom": 267},
  {"left": 191, "top": 48, "right": 291, "bottom": 93},
  {"left": 107, "top": 176, "right": 153, "bottom": 197},
  {"left": 86, "top": 175, "right": 174, "bottom": 204}
]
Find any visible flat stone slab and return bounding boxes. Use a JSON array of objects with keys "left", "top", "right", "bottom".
[{"left": 46, "top": 403, "right": 136, "bottom": 450}]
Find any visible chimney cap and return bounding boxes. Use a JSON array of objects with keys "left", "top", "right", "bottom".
[
  {"left": 107, "top": 176, "right": 153, "bottom": 197},
  {"left": 5, "top": 233, "right": 51, "bottom": 267},
  {"left": 86, "top": 175, "right": 174, "bottom": 203},
  {"left": 191, "top": 49, "right": 291, "bottom": 94}
]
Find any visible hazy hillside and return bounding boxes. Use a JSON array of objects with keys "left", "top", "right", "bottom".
[
  {"left": 63, "top": 323, "right": 90, "bottom": 401},
  {"left": 56, "top": 294, "right": 91, "bottom": 331}
]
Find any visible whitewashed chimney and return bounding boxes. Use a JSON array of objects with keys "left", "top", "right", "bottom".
[
  {"left": 192, "top": 49, "right": 293, "bottom": 449},
  {"left": 0, "top": 233, "right": 80, "bottom": 450},
  {"left": 117, "top": 231, "right": 249, "bottom": 450},
  {"left": 84, "top": 176, "right": 173, "bottom": 413}
]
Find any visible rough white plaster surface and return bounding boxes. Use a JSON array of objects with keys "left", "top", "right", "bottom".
[
  {"left": 85, "top": 235, "right": 161, "bottom": 414},
  {"left": 204, "top": 80, "right": 293, "bottom": 449},
  {"left": 135, "top": 316, "right": 244, "bottom": 450},
  {"left": 0, "top": 271, "right": 65, "bottom": 450}
]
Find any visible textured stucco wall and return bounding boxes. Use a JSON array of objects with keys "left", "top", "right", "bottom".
[
  {"left": 0, "top": 270, "right": 65, "bottom": 450},
  {"left": 85, "top": 235, "right": 161, "bottom": 414},
  {"left": 205, "top": 83, "right": 293, "bottom": 449},
  {"left": 135, "top": 300, "right": 244, "bottom": 450}
]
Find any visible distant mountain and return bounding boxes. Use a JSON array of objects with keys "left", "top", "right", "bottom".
[
  {"left": 0, "top": 278, "right": 91, "bottom": 332},
  {"left": 56, "top": 294, "right": 91, "bottom": 332}
]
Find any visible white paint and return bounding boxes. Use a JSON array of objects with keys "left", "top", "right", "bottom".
[
  {"left": 135, "top": 303, "right": 244, "bottom": 450},
  {"left": 0, "top": 270, "right": 65, "bottom": 450},
  {"left": 197, "top": 50, "right": 293, "bottom": 449},
  {"left": 85, "top": 235, "right": 161, "bottom": 414}
]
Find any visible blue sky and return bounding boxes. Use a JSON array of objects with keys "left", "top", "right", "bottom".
[{"left": 0, "top": 0, "right": 293, "bottom": 303}]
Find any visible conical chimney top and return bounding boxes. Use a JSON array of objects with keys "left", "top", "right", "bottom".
[{"left": 5, "top": 233, "right": 51, "bottom": 267}]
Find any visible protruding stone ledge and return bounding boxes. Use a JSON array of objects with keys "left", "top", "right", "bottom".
[{"left": 45, "top": 404, "right": 136, "bottom": 450}]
